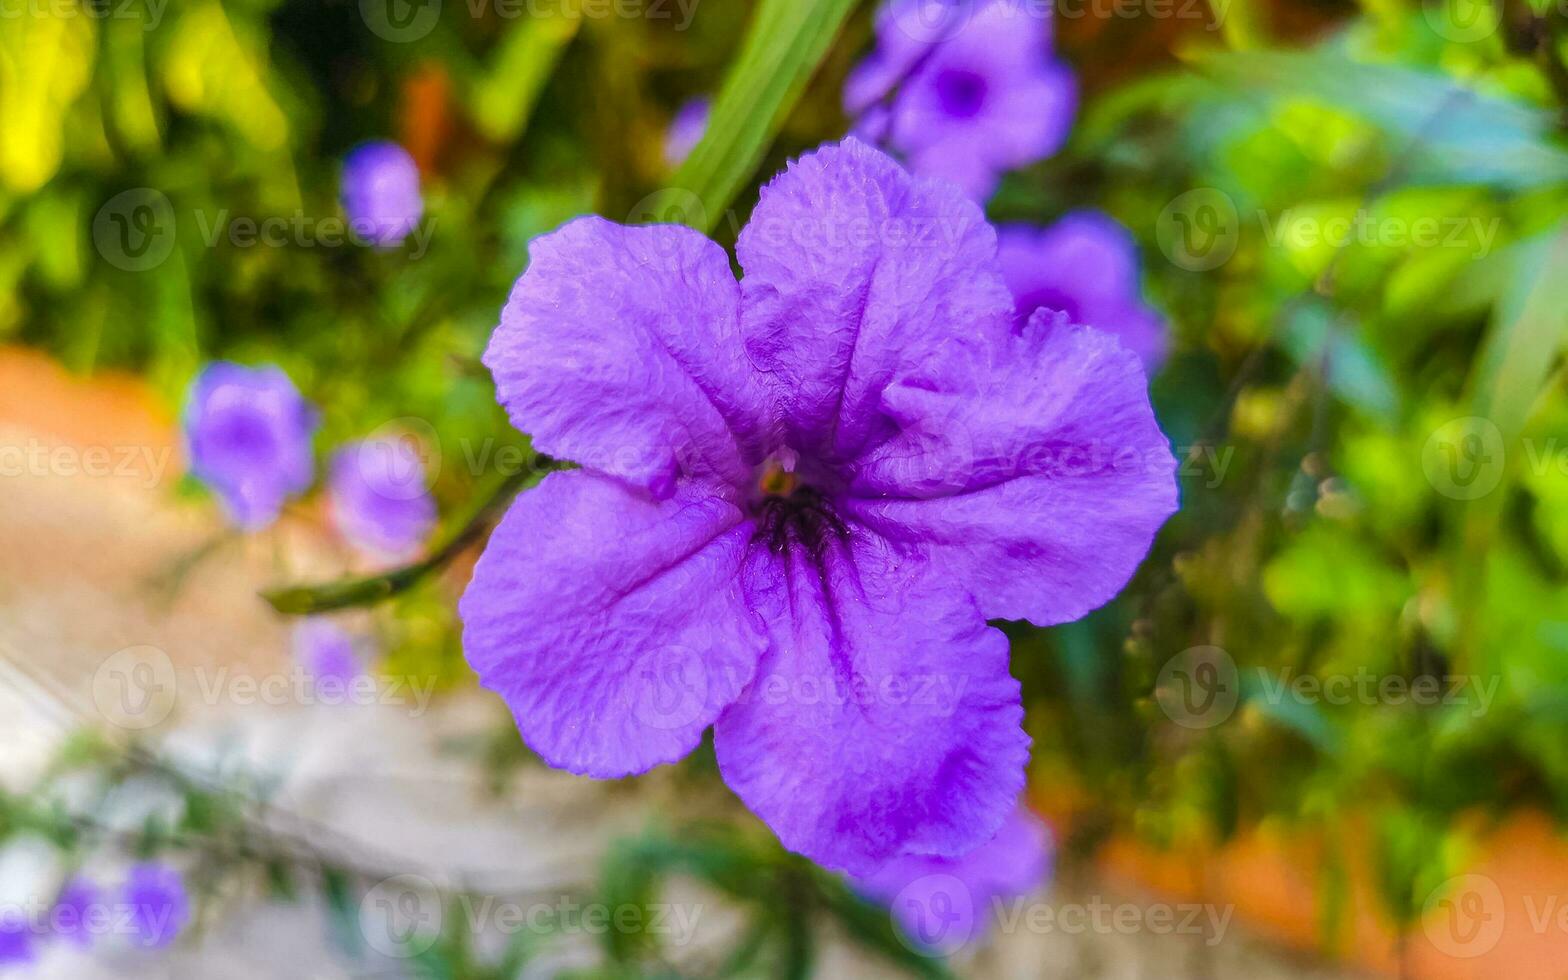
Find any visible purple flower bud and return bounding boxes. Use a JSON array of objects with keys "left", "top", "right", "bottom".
[
  {"left": 183, "top": 362, "right": 318, "bottom": 531},
  {"left": 664, "top": 98, "right": 711, "bottom": 169},
  {"left": 852, "top": 807, "right": 1053, "bottom": 954},
  {"left": 293, "top": 619, "right": 365, "bottom": 685},
  {"left": 0, "top": 910, "right": 34, "bottom": 967},
  {"left": 328, "top": 436, "right": 437, "bottom": 562},
  {"left": 341, "top": 141, "right": 424, "bottom": 249},
  {"left": 121, "top": 863, "right": 189, "bottom": 950},
  {"left": 50, "top": 876, "right": 103, "bottom": 949}
]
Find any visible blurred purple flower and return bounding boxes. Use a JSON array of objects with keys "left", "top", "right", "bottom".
[
  {"left": 341, "top": 141, "right": 424, "bottom": 248},
  {"left": 121, "top": 863, "right": 189, "bottom": 950},
  {"left": 845, "top": 0, "right": 1076, "bottom": 200},
  {"left": 293, "top": 619, "right": 364, "bottom": 685},
  {"left": 461, "top": 139, "right": 1176, "bottom": 874},
  {"left": 853, "top": 806, "right": 1053, "bottom": 953},
  {"left": 328, "top": 436, "right": 436, "bottom": 562},
  {"left": 0, "top": 911, "right": 34, "bottom": 968},
  {"left": 183, "top": 362, "right": 318, "bottom": 531},
  {"left": 997, "top": 211, "right": 1169, "bottom": 371},
  {"left": 50, "top": 876, "right": 102, "bottom": 949},
  {"left": 664, "top": 97, "right": 711, "bottom": 168}
]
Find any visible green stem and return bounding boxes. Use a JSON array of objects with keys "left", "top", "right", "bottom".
[{"left": 261, "top": 465, "right": 540, "bottom": 615}]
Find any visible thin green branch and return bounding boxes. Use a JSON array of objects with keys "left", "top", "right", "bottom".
[{"left": 261, "top": 464, "right": 542, "bottom": 615}]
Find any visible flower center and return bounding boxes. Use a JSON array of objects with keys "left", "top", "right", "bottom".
[
  {"left": 934, "top": 69, "right": 989, "bottom": 119},
  {"left": 751, "top": 461, "right": 849, "bottom": 557},
  {"left": 1015, "top": 286, "right": 1082, "bottom": 326}
]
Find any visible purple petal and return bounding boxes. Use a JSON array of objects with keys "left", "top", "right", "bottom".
[
  {"left": 845, "top": 313, "right": 1178, "bottom": 626},
  {"left": 904, "top": 138, "right": 1005, "bottom": 202},
  {"left": 852, "top": 806, "right": 1053, "bottom": 954},
  {"left": 329, "top": 436, "right": 437, "bottom": 561},
  {"left": 183, "top": 362, "right": 318, "bottom": 531},
  {"left": 714, "top": 534, "right": 1029, "bottom": 874},
  {"left": 341, "top": 141, "right": 424, "bottom": 249},
  {"left": 122, "top": 862, "right": 189, "bottom": 950},
  {"left": 737, "top": 139, "right": 1013, "bottom": 464},
  {"left": 486, "top": 217, "right": 773, "bottom": 498},
  {"left": 459, "top": 471, "right": 768, "bottom": 777},
  {"left": 997, "top": 212, "right": 1169, "bottom": 370}
]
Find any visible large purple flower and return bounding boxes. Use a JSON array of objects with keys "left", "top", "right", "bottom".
[
  {"left": 183, "top": 362, "right": 318, "bottom": 530},
  {"left": 341, "top": 141, "right": 424, "bottom": 249},
  {"left": 852, "top": 805, "right": 1052, "bottom": 954},
  {"left": 846, "top": 0, "right": 1076, "bottom": 200},
  {"left": 997, "top": 211, "right": 1169, "bottom": 371},
  {"left": 328, "top": 436, "right": 437, "bottom": 562},
  {"left": 461, "top": 140, "right": 1176, "bottom": 874},
  {"left": 121, "top": 863, "right": 189, "bottom": 950}
]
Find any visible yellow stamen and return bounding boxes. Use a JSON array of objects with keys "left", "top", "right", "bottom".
[{"left": 759, "top": 464, "right": 797, "bottom": 497}]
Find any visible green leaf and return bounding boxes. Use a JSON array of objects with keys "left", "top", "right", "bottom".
[
  {"left": 1199, "top": 47, "right": 1568, "bottom": 189},
  {"left": 470, "top": 11, "right": 582, "bottom": 143},
  {"left": 644, "top": 0, "right": 862, "bottom": 234},
  {"left": 1469, "top": 222, "right": 1568, "bottom": 441}
]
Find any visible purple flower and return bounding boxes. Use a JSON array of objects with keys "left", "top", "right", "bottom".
[
  {"left": 121, "top": 863, "right": 189, "bottom": 950},
  {"left": 183, "top": 362, "right": 318, "bottom": 530},
  {"left": 664, "top": 97, "right": 711, "bottom": 168},
  {"left": 0, "top": 911, "right": 34, "bottom": 968},
  {"left": 329, "top": 436, "right": 437, "bottom": 561},
  {"left": 341, "top": 141, "right": 424, "bottom": 248},
  {"left": 997, "top": 211, "right": 1169, "bottom": 371},
  {"left": 853, "top": 806, "right": 1053, "bottom": 953},
  {"left": 846, "top": 0, "right": 1076, "bottom": 200},
  {"left": 49, "top": 876, "right": 103, "bottom": 949},
  {"left": 461, "top": 140, "right": 1176, "bottom": 874},
  {"left": 293, "top": 619, "right": 364, "bottom": 685}
]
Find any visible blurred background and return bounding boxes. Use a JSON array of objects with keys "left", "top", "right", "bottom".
[{"left": 2, "top": 0, "right": 1567, "bottom": 976}]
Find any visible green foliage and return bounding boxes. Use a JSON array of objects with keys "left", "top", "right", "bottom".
[{"left": 9, "top": 0, "right": 1568, "bottom": 971}]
